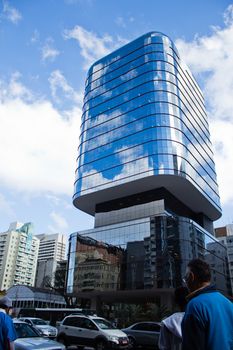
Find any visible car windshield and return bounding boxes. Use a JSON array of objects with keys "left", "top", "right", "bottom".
[
  {"left": 31, "top": 318, "right": 47, "bottom": 325},
  {"left": 14, "top": 323, "right": 40, "bottom": 338},
  {"left": 93, "top": 318, "right": 116, "bottom": 329}
]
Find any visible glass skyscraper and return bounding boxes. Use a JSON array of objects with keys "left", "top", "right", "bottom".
[{"left": 67, "top": 32, "right": 230, "bottom": 309}]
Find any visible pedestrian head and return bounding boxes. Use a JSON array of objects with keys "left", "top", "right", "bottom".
[
  {"left": 184, "top": 259, "right": 211, "bottom": 292},
  {"left": 174, "top": 286, "right": 189, "bottom": 311},
  {"left": 0, "top": 296, "right": 13, "bottom": 314}
]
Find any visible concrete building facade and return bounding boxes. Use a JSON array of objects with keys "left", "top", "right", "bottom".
[
  {"left": 35, "top": 233, "right": 66, "bottom": 288},
  {"left": 215, "top": 224, "right": 233, "bottom": 294},
  {"left": 0, "top": 222, "right": 39, "bottom": 290}
]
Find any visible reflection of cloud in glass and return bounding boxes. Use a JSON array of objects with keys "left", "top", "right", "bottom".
[
  {"left": 78, "top": 147, "right": 153, "bottom": 194},
  {"left": 88, "top": 85, "right": 112, "bottom": 99},
  {"left": 74, "top": 32, "right": 221, "bottom": 214},
  {"left": 120, "top": 69, "right": 138, "bottom": 81},
  {"left": 85, "top": 109, "right": 122, "bottom": 129}
]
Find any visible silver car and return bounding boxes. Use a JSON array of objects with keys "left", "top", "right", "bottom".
[
  {"left": 122, "top": 321, "right": 161, "bottom": 349},
  {"left": 13, "top": 320, "right": 65, "bottom": 350},
  {"left": 18, "top": 317, "right": 57, "bottom": 338}
]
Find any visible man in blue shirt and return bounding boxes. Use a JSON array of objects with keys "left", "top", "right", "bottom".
[
  {"left": 182, "top": 259, "right": 233, "bottom": 350},
  {"left": 0, "top": 296, "right": 17, "bottom": 350}
]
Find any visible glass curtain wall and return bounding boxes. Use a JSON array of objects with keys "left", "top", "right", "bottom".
[
  {"left": 67, "top": 214, "right": 230, "bottom": 295},
  {"left": 74, "top": 32, "right": 220, "bottom": 215},
  {"left": 69, "top": 32, "right": 228, "bottom": 303}
]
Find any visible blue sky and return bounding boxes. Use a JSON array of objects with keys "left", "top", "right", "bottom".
[{"left": 0, "top": 0, "right": 233, "bottom": 236}]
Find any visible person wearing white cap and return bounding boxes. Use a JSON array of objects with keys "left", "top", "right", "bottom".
[{"left": 0, "top": 296, "right": 17, "bottom": 350}]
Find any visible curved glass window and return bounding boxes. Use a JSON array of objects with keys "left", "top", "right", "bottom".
[
  {"left": 73, "top": 32, "right": 221, "bottom": 218},
  {"left": 75, "top": 149, "right": 219, "bottom": 198},
  {"left": 77, "top": 131, "right": 216, "bottom": 182},
  {"left": 85, "top": 49, "right": 205, "bottom": 116},
  {"left": 80, "top": 97, "right": 213, "bottom": 163}
]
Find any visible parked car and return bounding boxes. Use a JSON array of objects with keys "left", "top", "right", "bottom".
[
  {"left": 18, "top": 317, "right": 57, "bottom": 338},
  {"left": 13, "top": 320, "right": 65, "bottom": 350},
  {"left": 122, "top": 321, "right": 161, "bottom": 349},
  {"left": 57, "top": 314, "right": 129, "bottom": 350}
]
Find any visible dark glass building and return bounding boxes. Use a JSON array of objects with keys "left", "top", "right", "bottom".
[{"left": 67, "top": 32, "right": 230, "bottom": 309}]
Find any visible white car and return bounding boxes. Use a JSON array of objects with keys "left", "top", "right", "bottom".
[
  {"left": 57, "top": 314, "right": 129, "bottom": 350},
  {"left": 18, "top": 317, "right": 57, "bottom": 338},
  {"left": 13, "top": 320, "right": 65, "bottom": 350}
]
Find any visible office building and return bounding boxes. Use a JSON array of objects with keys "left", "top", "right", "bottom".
[
  {"left": 215, "top": 224, "right": 233, "bottom": 294},
  {"left": 35, "top": 233, "right": 66, "bottom": 288},
  {"left": 0, "top": 222, "right": 39, "bottom": 290},
  {"left": 206, "top": 241, "right": 231, "bottom": 293},
  {"left": 67, "top": 32, "right": 228, "bottom": 309},
  {"left": 215, "top": 224, "right": 233, "bottom": 238},
  {"left": 54, "top": 260, "right": 67, "bottom": 291}
]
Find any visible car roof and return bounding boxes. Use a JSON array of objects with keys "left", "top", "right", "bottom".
[
  {"left": 19, "top": 317, "right": 42, "bottom": 320},
  {"left": 14, "top": 320, "right": 31, "bottom": 324},
  {"left": 129, "top": 321, "right": 161, "bottom": 326},
  {"left": 133, "top": 321, "right": 160, "bottom": 324},
  {"left": 64, "top": 314, "right": 103, "bottom": 320}
]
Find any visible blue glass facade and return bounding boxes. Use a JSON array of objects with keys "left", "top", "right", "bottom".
[
  {"left": 68, "top": 33, "right": 229, "bottom": 307},
  {"left": 73, "top": 32, "right": 221, "bottom": 221}
]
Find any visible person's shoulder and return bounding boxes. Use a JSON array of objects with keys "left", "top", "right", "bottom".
[
  {"left": 216, "top": 291, "right": 232, "bottom": 300},
  {"left": 189, "top": 288, "right": 218, "bottom": 303},
  {"left": 0, "top": 311, "right": 14, "bottom": 326},
  {"left": 163, "top": 312, "right": 184, "bottom": 322},
  {"left": 186, "top": 292, "right": 210, "bottom": 311},
  {"left": 0, "top": 313, "right": 14, "bottom": 323},
  {"left": 6, "top": 314, "right": 14, "bottom": 323},
  {"left": 202, "top": 291, "right": 232, "bottom": 306},
  {"left": 216, "top": 292, "right": 233, "bottom": 307},
  {"left": 188, "top": 291, "right": 232, "bottom": 312}
]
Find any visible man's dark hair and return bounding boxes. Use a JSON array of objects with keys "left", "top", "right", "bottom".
[
  {"left": 174, "top": 286, "right": 189, "bottom": 311},
  {"left": 188, "top": 258, "right": 211, "bottom": 283},
  {"left": 0, "top": 304, "right": 7, "bottom": 310}
]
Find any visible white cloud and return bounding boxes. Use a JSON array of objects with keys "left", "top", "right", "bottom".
[
  {"left": 64, "top": 0, "right": 94, "bottom": 4},
  {"left": 30, "top": 29, "right": 40, "bottom": 44},
  {"left": 41, "top": 38, "right": 60, "bottom": 62},
  {"left": 115, "top": 16, "right": 135, "bottom": 28},
  {"left": 223, "top": 4, "right": 233, "bottom": 26},
  {"left": 63, "top": 25, "right": 128, "bottom": 69},
  {"left": 45, "top": 194, "right": 73, "bottom": 210},
  {"left": 45, "top": 194, "right": 62, "bottom": 206},
  {"left": 0, "top": 72, "right": 33, "bottom": 102},
  {"left": 175, "top": 4, "right": 233, "bottom": 206},
  {"left": 49, "top": 70, "right": 83, "bottom": 105},
  {"left": 2, "top": 1, "right": 22, "bottom": 24},
  {"left": 115, "top": 17, "right": 126, "bottom": 28},
  {"left": 211, "top": 120, "right": 233, "bottom": 204},
  {"left": 48, "top": 211, "right": 69, "bottom": 232},
  {"left": 0, "top": 193, "right": 14, "bottom": 216},
  {"left": 0, "top": 74, "right": 82, "bottom": 197}
]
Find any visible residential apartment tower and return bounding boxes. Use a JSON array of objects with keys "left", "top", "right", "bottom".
[{"left": 0, "top": 222, "right": 39, "bottom": 290}]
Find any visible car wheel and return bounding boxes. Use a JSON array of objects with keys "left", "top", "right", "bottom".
[
  {"left": 128, "top": 336, "right": 136, "bottom": 349},
  {"left": 57, "top": 335, "right": 68, "bottom": 347},
  {"left": 95, "top": 340, "right": 107, "bottom": 350}
]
